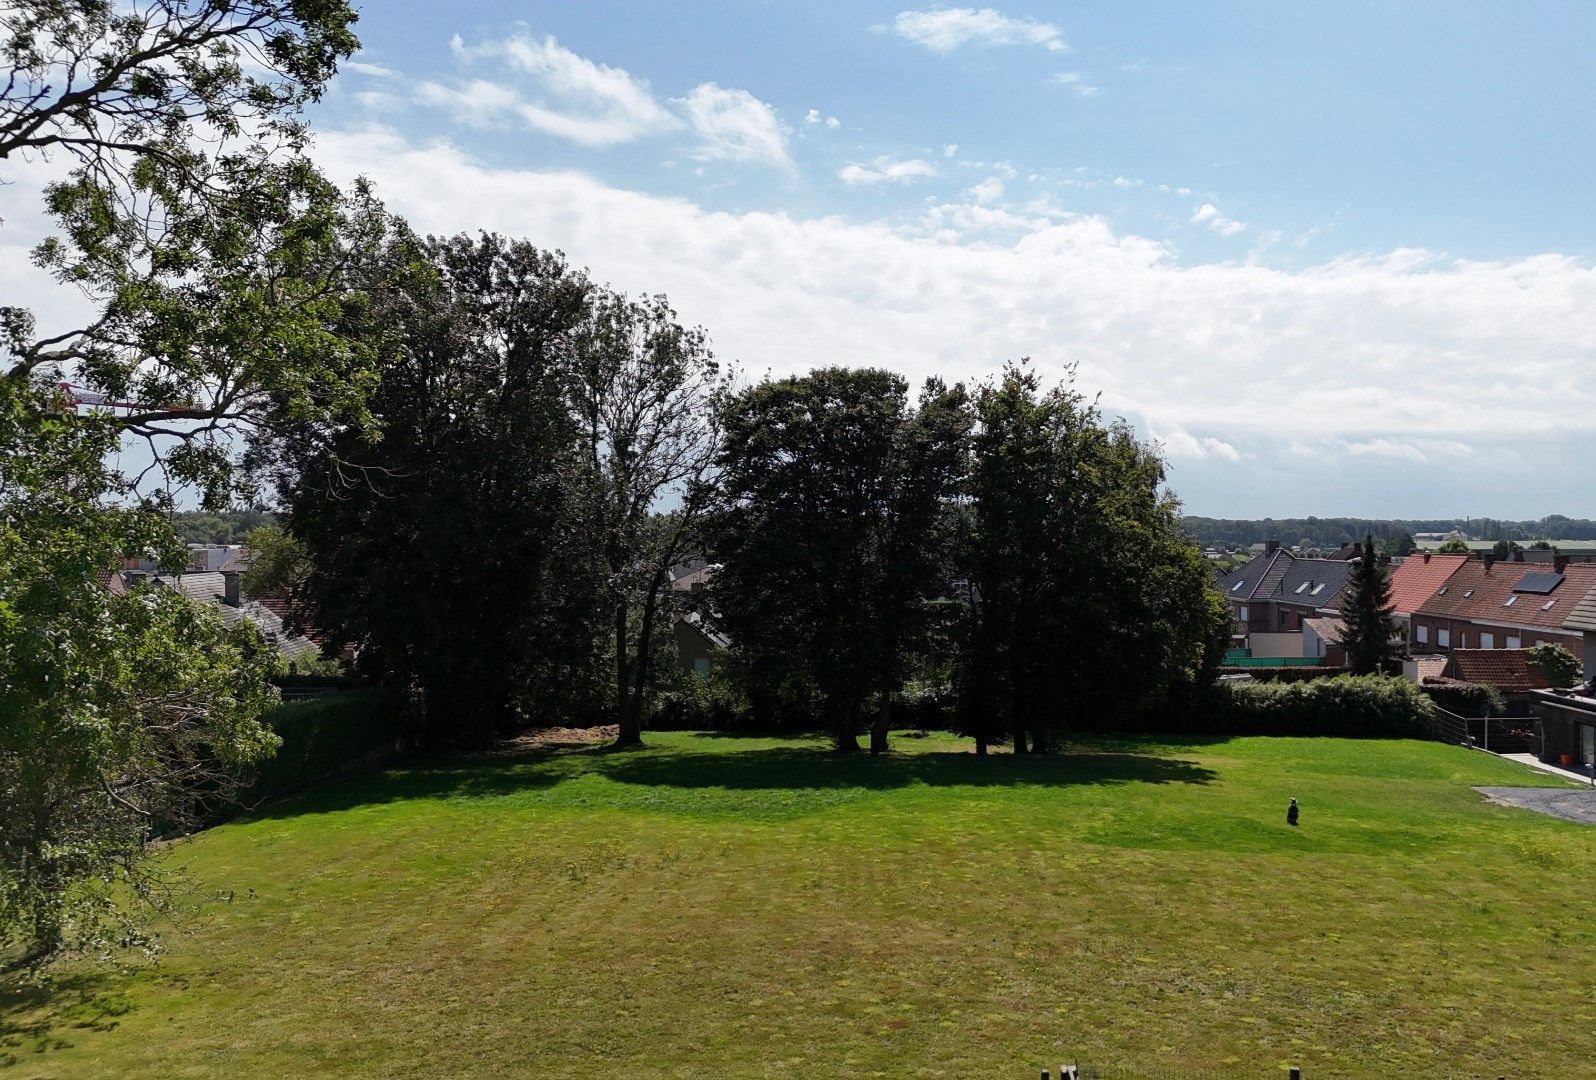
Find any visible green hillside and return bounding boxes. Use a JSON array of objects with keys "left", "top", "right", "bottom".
[{"left": 5, "top": 733, "right": 1592, "bottom": 1078}]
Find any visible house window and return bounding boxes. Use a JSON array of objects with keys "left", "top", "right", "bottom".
[
  {"left": 1239, "top": 605, "right": 1249, "bottom": 622},
  {"left": 1280, "top": 609, "right": 1292, "bottom": 628},
  {"left": 1416, "top": 624, "right": 1429, "bottom": 645},
  {"left": 1480, "top": 632, "right": 1495, "bottom": 649},
  {"left": 1506, "top": 635, "right": 1521, "bottom": 648},
  {"left": 1438, "top": 628, "right": 1451, "bottom": 648},
  {"left": 1504, "top": 595, "right": 1518, "bottom": 607},
  {"left": 693, "top": 657, "right": 711, "bottom": 677}
]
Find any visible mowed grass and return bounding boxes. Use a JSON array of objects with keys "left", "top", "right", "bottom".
[{"left": 4, "top": 732, "right": 1595, "bottom": 1078}]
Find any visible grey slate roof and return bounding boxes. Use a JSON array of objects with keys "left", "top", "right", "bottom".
[
  {"left": 154, "top": 574, "right": 319, "bottom": 660},
  {"left": 1216, "top": 550, "right": 1288, "bottom": 600},
  {"left": 1274, "top": 558, "right": 1356, "bottom": 608},
  {"left": 1566, "top": 585, "right": 1596, "bottom": 633},
  {"left": 1215, "top": 552, "right": 1354, "bottom": 608}
]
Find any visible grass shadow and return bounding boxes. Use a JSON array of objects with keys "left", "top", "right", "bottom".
[
  {"left": 0, "top": 973, "right": 127, "bottom": 1068},
  {"left": 592, "top": 746, "right": 1215, "bottom": 791},
  {"left": 242, "top": 737, "right": 1216, "bottom": 823}
]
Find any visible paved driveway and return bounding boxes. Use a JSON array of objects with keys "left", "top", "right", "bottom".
[{"left": 1476, "top": 786, "right": 1596, "bottom": 825}]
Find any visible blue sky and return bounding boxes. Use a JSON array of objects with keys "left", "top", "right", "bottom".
[{"left": 10, "top": 3, "right": 1596, "bottom": 518}]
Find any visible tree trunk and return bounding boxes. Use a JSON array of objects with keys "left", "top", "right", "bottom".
[
  {"left": 832, "top": 698, "right": 860, "bottom": 752},
  {"left": 626, "top": 576, "right": 665, "bottom": 739},
  {"left": 1009, "top": 699, "right": 1027, "bottom": 755},
  {"left": 869, "top": 689, "right": 892, "bottom": 754},
  {"left": 613, "top": 601, "right": 643, "bottom": 747}
]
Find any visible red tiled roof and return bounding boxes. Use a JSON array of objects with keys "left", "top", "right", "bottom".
[
  {"left": 1412, "top": 560, "right": 1596, "bottom": 632},
  {"left": 1441, "top": 649, "right": 1554, "bottom": 693},
  {"left": 1386, "top": 553, "right": 1467, "bottom": 615}
]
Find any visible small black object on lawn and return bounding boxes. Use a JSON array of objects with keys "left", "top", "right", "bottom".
[{"left": 1287, "top": 798, "right": 1300, "bottom": 826}]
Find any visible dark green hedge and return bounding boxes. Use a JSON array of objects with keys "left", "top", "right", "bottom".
[
  {"left": 1216, "top": 666, "right": 1349, "bottom": 684},
  {"left": 1187, "top": 675, "right": 1436, "bottom": 738},
  {"left": 1419, "top": 681, "right": 1504, "bottom": 718},
  {"left": 240, "top": 687, "right": 404, "bottom": 804}
]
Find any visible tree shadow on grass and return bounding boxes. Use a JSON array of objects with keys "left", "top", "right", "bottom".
[
  {"left": 243, "top": 739, "right": 1215, "bottom": 822},
  {"left": 592, "top": 747, "right": 1215, "bottom": 791},
  {"left": 0, "top": 973, "right": 127, "bottom": 1068}
]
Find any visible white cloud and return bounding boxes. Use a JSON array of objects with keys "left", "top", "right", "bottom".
[
  {"left": 1111, "top": 175, "right": 1141, "bottom": 189},
  {"left": 804, "top": 108, "right": 841, "bottom": 128},
  {"left": 1051, "top": 71, "right": 1101, "bottom": 97},
  {"left": 966, "top": 176, "right": 1005, "bottom": 204},
  {"left": 1154, "top": 428, "right": 1245, "bottom": 463},
  {"left": 1192, "top": 202, "right": 1246, "bottom": 237},
  {"left": 308, "top": 128, "right": 1596, "bottom": 486},
  {"left": 839, "top": 157, "right": 940, "bottom": 185},
  {"left": 892, "top": 8, "right": 1067, "bottom": 53},
  {"left": 423, "top": 33, "right": 678, "bottom": 148},
  {"left": 943, "top": 143, "right": 959, "bottom": 158},
  {"left": 677, "top": 83, "right": 791, "bottom": 167},
  {"left": 347, "top": 61, "right": 394, "bottom": 77}
]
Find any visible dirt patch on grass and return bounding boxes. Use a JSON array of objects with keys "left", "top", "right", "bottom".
[{"left": 491, "top": 725, "right": 619, "bottom": 754}]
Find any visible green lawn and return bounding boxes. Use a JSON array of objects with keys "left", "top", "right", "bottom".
[{"left": 4, "top": 732, "right": 1594, "bottom": 1078}]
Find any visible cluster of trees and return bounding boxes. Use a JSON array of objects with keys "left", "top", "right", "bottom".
[{"left": 0, "top": 2, "right": 1227, "bottom": 974}]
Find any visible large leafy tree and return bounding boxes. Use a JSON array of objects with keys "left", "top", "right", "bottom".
[
  {"left": 0, "top": 375, "right": 282, "bottom": 975},
  {"left": 269, "top": 234, "right": 604, "bottom": 749},
  {"left": 1336, "top": 537, "right": 1403, "bottom": 675},
  {"left": 1, "top": 0, "right": 376, "bottom": 974},
  {"left": 964, "top": 362, "right": 1227, "bottom": 752},
  {"left": 710, "top": 368, "right": 967, "bottom": 752},
  {"left": 567, "top": 290, "right": 726, "bottom": 748}
]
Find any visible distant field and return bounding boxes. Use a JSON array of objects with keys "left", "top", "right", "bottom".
[{"left": 4, "top": 732, "right": 1593, "bottom": 1078}]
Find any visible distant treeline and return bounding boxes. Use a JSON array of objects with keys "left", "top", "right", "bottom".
[
  {"left": 171, "top": 509, "right": 277, "bottom": 546},
  {"left": 1180, "top": 515, "right": 1596, "bottom": 550}
]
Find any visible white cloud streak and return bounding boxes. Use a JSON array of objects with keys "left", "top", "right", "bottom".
[
  {"left": 418, "top": 33, "right": 679, "bottom": 148},
  {"left": 892, "top": 8, "right": 1067, "bottom": 54},
  {"left": 308, "top": 129, "right": 1596, "bottom": 461},
  {"left": 1192, "top": 202, "right": 1246, "bottom": 237},
  {"left": 677, "top": 83, "right": 791, "bottom": 167},
  {"left": 839, "top": 157, "right": 940, "bottom": 185},
  {"left": 1051, "top": 71, "right": 1101, "bottom": 97}
]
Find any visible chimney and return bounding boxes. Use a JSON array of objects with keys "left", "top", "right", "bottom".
[
  {"left": 222, "top": 569, "right": 241, "bottom": 608},
  {"left": 1555, "top": 555, "right": 1570, "bottom": 574},
  {"left": 1265, "top": 539, "right": 1280, "bottom": 555},
  {"left": 1421, "top": 552, "right": 1432, "bottom": 564},
  {"left": 1482, "top": 554, "right": 1495, "bottom": 571}
]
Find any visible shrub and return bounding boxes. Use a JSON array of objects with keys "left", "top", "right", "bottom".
[
  {"left": 1149, "top": 675, "right": 1434, "bottom": 738},
  {"left": 1420, "top": 680, "right": 1505, "bottom": 718},
  {"left": 237, "top": 688, "right": 404, "bottom": 806},
  {"left": 1216, "top": 666, "right": 1349, "bottom": 684},
  {"left": 649, "top": 667, "right": 751, "bottom": 731},
  {"left": 1525, "top": 643, "right": 1581, "bottom": 688},
  {"left": 1211, "top": 675, "right": 1436, "bottom": 737}
]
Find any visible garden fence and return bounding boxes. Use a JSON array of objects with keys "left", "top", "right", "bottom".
[{"left": 1431, "top": 706, "right": 1541, "bottom": 756}]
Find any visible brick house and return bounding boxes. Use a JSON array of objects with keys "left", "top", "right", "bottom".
[
  {"left": 1385, "top": 552, "right": 1468, "bottom": 646},
  {"left": 1215, "top": 541, "right": 1355, "bottom": 651},
  {"left": 1409, "top": 557, "right": 1596, "bottom": 661}
]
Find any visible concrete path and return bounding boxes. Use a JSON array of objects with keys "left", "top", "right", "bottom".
[
  {"left": 1475, "top": 787, "right": 1596, "bottom": 825},
  {"left": 1499, "top": 752, "right": 1596, "bottom": 785}
]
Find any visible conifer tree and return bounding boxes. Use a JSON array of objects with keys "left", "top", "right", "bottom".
[{"left": 1337, "top": 536, "right": 1403, "bottom": 675}]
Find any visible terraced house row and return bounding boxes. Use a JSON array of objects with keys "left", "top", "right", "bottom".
[{"left": 1217, "top": 545, "right": 1596, "bottom": 672}]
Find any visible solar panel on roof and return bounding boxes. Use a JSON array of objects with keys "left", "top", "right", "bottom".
[{"left": 1512, "top": 572, "right": 1565, "bottom": 594}]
